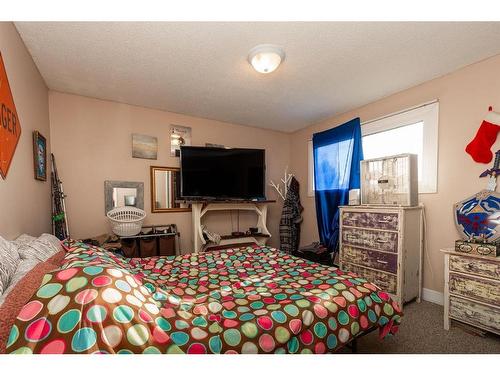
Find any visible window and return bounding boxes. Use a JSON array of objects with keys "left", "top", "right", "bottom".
[
  {"left": 363, "top": 121, "right": 423, "bottom": 181},
  {"left": 308, "top": 101, "right": 439, "bottom": 196}
]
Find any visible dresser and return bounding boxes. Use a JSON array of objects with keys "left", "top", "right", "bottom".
[
  {"left": 339, "top": 205, "right": 423, "bottom": 306},
  {"left": 442, "top": 249, "right": 500, "bottom": 335}
]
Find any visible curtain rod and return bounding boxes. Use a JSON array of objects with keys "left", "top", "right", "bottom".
[{"left": 307, "top": 99, "right": 438, "bottom": 141}]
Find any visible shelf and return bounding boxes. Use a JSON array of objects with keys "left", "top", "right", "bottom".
[
  {"left": 179, "top": 199, "right": 276, "bottom": 204},
  {"left": 204, "top": 242, "right": 257, "bottom": 252},
  {"left": 191, "top": 199, "right": 273, "bottom": 253},
  {"left": 119, "top": 232, "right": 177, "bottom": 240},
  {"left": 220, "top": 233, "right": 270, "bottom": 240},
  {"left": 203, "top": 233, "right": 270, "bottom": 251}
]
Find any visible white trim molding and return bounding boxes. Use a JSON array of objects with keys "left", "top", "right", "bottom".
[
  {"left": 307, "top": 100, "right": 439, "bottom": 197},
  {"left": 307, "top": 140, "right": 314, "bottom": 197},
  {"left": 422, "top": 287, "right": 444, "bottom": 306}
]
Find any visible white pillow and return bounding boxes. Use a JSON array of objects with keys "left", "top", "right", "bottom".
[
  {"left": 16, "top": 233, "right": 62, "bottom": 262},
  {"left": 13, "top": 234, "right": 36, "bottom": 248},
  {"left": 0, "top": 258, "right": 41, "bottom": 306},
  {"left": 0, "top": 236, "right": 21, "bottom": 295}
]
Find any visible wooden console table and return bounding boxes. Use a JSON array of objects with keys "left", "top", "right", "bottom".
[{"left": 185, "top": 200, "right": 276, "bottom": 253}]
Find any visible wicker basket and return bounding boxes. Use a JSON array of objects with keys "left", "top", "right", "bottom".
[{"left": 106, "top": 206, "right": 146, "bottom": 236}]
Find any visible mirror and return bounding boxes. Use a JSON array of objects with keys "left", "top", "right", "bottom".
[
  {"left": 150, "top": 166, "right": 190, "bottom": 213},
  {"left": 113, "top": 187, "right": 138, "bottom": 207},
  {"left": 104, "top": 180, "right": 144, "bottom": 214}
]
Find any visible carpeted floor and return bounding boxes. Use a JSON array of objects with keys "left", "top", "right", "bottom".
[{"left": 341, "top": 301, "right": 500, "bottom": 354}]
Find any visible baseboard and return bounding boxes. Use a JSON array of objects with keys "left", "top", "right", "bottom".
[{"left": 422, "top": 288, "right": 444, "bottom": 306}]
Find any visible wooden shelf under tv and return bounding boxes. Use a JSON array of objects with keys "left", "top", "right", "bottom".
[
  {"left": 203, "top": 233, "right": 271, "bottom": 252},
  {"left": 178, "top": 199, "right": 276, "bottom": 204},
  {"left": 220, "top": 233, "right": 271, "bottom": 240},
  {"left": 190, "top": 200, "right": 275, "bottom": 253}
]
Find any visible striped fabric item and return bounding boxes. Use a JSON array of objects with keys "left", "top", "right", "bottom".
[
  {"left": 15, "top": 234, "right": 62, "bottom": 262},
  {"left": 0, "top": 237, "right": 21, "bottom": 295},
  {"left": 279, "top": 177, "right": 303, "bottom": 254},
  {"left": 0, "top": 259, "right": 40, "bottom": 306}
]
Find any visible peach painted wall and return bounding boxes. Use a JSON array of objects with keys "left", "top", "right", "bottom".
[
  {"left": 290, "top": 54, "right": 500, "bottom": 294},
  {"left": 0, "top": 22, "right": 51, "bottom": 240},
  {"left": 48, "top": 92, "right": 290, "bottom": 253}
]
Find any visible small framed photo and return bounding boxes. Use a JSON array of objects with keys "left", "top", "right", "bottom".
[
  {"left": 33, "top": 130, "right": 47, "bottom": 181},
  {"left": 170, "top": 125, "right": 192, "bottom": 157}
]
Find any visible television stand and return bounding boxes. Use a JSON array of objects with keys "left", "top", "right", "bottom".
[{"left": 188, "top": 200, "right": 276, "bottom": 253}]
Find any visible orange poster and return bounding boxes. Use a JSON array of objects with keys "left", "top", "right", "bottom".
[{"left": 0, "top": 52, "right": 21, "bottom": 179}]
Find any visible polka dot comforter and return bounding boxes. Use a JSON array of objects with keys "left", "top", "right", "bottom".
[{"left": 6, "top": 241, "right": 402, "bottom": 354}]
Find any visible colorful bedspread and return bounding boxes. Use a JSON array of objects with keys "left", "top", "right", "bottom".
[{"left": 6, "top": 241, "right": 402, "bottom": 354}]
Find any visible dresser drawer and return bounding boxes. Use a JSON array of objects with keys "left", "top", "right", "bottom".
[
  {"left": 342, "top": 227, "right": 398, "bottom": 253},
  {"left": 449, "top": 272, "right": 500, "bottom": 305},
  {"left": 449, "top": 295, "right": 500, "bottom": 334},
  {"left": 449, "top": 255, "right": 500, "bottom": 280},
  {"left": 341, "top": 211, "right": 399, "bottom": 231},
  {"left": 341, "top": 245, "right": 398, "bottom": 274},
  {"left": 342, "top": 262, "right": 397, "bottom": 294}
]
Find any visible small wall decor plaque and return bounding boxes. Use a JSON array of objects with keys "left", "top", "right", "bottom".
[
  {"left": 132, "top": 133, "right": 158, "bottom": 160},
  {"left": 0, "top": 52, "right": 22, "bottom": 179},
  {"left": 170, "top": 125, "right": 192, "bottom": 157},
  {"left": 33, "top": 130, "right": 47, "bottom": 181}
]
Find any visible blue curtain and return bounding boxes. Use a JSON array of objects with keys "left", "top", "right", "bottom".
[{"left": 313, "top": 117, "right": 363, "bottom": 253}]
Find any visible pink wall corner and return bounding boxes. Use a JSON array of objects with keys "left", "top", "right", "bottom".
[
  {"left": 48, "top": 91, "right": 291, "bottom": 252},
  {"left": 0, "top": 22, "right": 51, "bottom": 240},
  {"left": 289, "top": 53, "right": 500, "bottom": 294}
]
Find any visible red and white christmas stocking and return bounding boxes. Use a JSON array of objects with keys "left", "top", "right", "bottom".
[{"left": 466, "top": 107, "right": 500, "bottom": 163}]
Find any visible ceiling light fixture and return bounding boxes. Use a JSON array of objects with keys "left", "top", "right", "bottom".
[{"left": 248, "top": 44, "right": 285, "bottom": 74}]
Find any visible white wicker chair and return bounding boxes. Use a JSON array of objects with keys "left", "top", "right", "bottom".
[{"left": 106, "top": 206, "right": 146, "bottom": 236}]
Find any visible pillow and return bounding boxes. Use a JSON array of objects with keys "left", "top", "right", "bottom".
[
  {"left": 0, "top": 259, "right": 41, "bottom": 301},
  {"left": 12, "top": 234, "right": 36, "bottom": 248},
  {"left": 16, "top": 233, "right": 62, "bottom": 262},
  {"left": 0, "top": 237, "right": 21, "bottom": 296},
  {"left": 0, "top": 251, "right": 65, "bottom": 307}
]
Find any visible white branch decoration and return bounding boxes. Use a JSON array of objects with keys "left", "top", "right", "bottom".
[{"left": 269, "top": 166, "right": 293, "bottom": 201}]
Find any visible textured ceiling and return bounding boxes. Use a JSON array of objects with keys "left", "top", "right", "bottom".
[{"left": 14, "top": 22, "right": 500, "bottom": 132}]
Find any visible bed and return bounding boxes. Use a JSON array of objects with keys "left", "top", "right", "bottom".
[{"left": 3, "top": 240, "right": 402, "bottom": 354}]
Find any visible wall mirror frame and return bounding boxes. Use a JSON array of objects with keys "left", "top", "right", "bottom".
[
  {"left": 104, "top": 180, "right": 144, "bottom": 215},
  {"left": 150, "top": 166, "right": 191, "bottom": 213}
]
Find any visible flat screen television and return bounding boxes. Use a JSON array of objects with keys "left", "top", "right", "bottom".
[{"left": 180, "top": 146, "right": 266, "bottom": 200}]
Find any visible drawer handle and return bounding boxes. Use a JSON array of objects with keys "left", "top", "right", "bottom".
[
  {"left": 376, "top": 239, "right": 388, "bottom": 243},
  {"left": 376, "top": 259, "right": 388, "bottom": 264},
  {"left": 377, "top": 220, "right": 390, "bottom": 223}
]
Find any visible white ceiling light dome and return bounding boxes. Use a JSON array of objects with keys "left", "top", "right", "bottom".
[{"left": 248, "top": 44, "right": 285, "bottom": 74}]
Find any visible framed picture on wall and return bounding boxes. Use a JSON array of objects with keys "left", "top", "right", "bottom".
[
  {"left": 32, "top": 130, "right": 47, "bottom": 181},
  {"left": 132, "top": 133, "right": 158, "bottom": 160}
]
